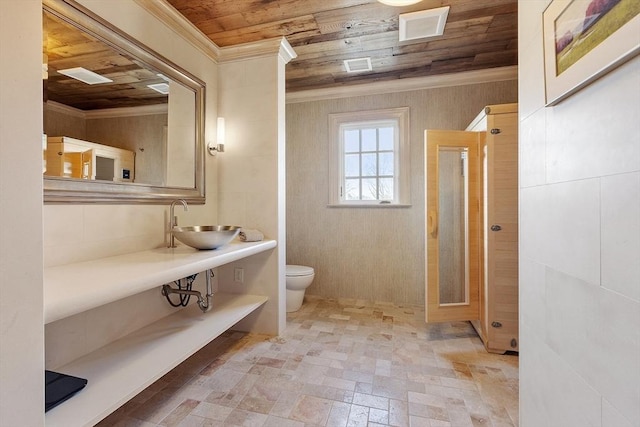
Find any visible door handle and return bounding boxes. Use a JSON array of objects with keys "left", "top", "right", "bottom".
[
  {"left": 490, "top": 224, "right": 502, "bottom": 232},
  {"left": 428, "top": 210, "right": 438, "bottom": 237}
]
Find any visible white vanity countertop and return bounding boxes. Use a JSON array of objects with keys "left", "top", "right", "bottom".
[{"left": 44, "top": 240, "right": 277, "bottom": 324}]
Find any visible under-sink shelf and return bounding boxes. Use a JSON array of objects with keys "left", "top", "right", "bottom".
[
  {"left": 45, "top": 292, "right": 268, "bottom": 427},
  {"left": 44, "top": 240, "right": 277, "bottom": 324}
]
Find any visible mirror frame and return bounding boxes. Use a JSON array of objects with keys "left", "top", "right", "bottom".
[{"left": 43, "top": 0, "right": 206, "bottom": 204}]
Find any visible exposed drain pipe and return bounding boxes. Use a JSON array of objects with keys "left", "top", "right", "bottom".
[{"left": 161, "top": 269, "right": 214, "bottom": 313}]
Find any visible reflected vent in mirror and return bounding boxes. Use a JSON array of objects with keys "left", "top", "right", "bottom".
[{"left": 147, "top": 83, "right": 170, "bottom": 94}]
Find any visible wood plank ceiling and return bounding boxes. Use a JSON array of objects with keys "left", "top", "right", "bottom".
[{"left": 167, "top": 0, "right": 518, "bottom": 93}]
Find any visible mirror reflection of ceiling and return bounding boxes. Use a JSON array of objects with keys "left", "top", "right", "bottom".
[{"left": 44, "top": 11, "right": 169, "bottom": 111}]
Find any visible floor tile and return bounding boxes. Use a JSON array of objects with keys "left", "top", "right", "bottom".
[{"left": 97, "top": 298, "right": 519, "bottom": 426}]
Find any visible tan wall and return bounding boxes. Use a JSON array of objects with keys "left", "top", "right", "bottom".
[
  {"left": 286, "top": 80, "right": 517, "bottom": 305},
  {"left": 87, "top": 114, "right": 168, "bottom": 186},
  {"left": 44, "top": 107, "right": 86, "bottom": 139}
]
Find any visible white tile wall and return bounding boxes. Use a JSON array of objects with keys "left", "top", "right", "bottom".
[
  {"left": 521, "top": 331, "right": 602, "bottom": 427},
  {"left": 518, "top": 258, "right": 546, "bottom": 341},
  {"left": 520, "top": 179, "right": 601, "bottom": 285},
  {"left": 545, "top": 63, "right": 640, "bottom": 183},
  {"left": 519, "top": 108, "right": 546, "bottom": 188},
  {"left": 545, "top": 268, "right": 640, "bottom": 421},
  {"left": 519, "top": 0, "right": 640, "bottom": 425},
  {"left": 603, "top": 399, "right": 635, "bottom": 427},
  {"left": 601, "top": 172, "right": 640, "bottom": 302}
]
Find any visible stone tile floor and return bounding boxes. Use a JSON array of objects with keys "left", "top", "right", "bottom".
[{"left": 98, "top": 297, "right": 519, "bottom": 426}]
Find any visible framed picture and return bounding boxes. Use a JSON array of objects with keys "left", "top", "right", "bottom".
[{"left": 543, "top": 0, "right": 640, "bottom": 106}]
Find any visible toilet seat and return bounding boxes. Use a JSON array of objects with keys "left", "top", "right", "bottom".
[{"left": 286, "top": 265, "right": 314, "bottom": 277}]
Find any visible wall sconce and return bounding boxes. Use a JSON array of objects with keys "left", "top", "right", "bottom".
[{"left": 208, "top": 117, "right": 225, "bottom": 156}]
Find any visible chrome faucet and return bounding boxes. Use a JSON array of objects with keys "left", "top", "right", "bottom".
[{"left": 168, "top": 199, "right": 188, "bottom": 248}]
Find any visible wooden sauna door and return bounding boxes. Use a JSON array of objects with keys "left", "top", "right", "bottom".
[{"left": 425, "top": 130, "right": 482, "bottom": 323}]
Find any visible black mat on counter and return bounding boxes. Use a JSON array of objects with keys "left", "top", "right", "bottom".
[{"left": 45, "top": 370, "right": 88, "bottom": 412}]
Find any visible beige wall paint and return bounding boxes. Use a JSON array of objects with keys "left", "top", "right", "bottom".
[
  {"left": 519, "top": 1, "right": 639, "bottom": 426},
  {"left": 286, "top": 81, "right": 517, "bottom": 305},
  {"left": 216, "top": 50, "right": 288, "bottom": 334},
  {"left": 0, "top": 1, "right": 45, "bottom": 425}
]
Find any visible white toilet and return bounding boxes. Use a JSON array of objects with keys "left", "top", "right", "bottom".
[{"left": 285, "top": 265, "right": 315, "bottom": 312}]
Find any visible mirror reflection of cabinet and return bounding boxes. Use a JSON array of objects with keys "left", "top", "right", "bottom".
[
  {"left": 45, "top": 136, "right": 135, "bottom": 183},
  {"left": 425, "top": 103, "right": 518, "bottom": 354}
]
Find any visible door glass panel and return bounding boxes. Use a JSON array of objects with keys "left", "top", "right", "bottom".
[{"left": 438, "top": 147, "right": 469, "bottom": 305}]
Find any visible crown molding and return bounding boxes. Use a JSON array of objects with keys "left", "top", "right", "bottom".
[
  {"left": 279, "top": 38, "right": 298, "bottom": 64},
  {"left": 85, "top": 103, "right": 168, "bottom": 119},
  {"left": 133, "top": 0, "right": 298, "bottom": 66},
  {"left": 133, "top": 0, "right": 220, "bottom": 63},
  {"left": 45, "top": 101, "right": 168, "bottom": 119},
  {"left": 286, "top": 65, "right": 518, "bottom": 104},
  {"left": 45, "top": 100, "right": 85, "bottom": 118},
  {"left": 219, "top": 37, "right": 297, "bottom": 64}
]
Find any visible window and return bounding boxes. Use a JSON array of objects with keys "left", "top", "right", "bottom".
[{"left": 329, "top": 107, "right": 410, "bottom": 206}]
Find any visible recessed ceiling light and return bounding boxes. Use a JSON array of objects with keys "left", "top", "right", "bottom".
[
  {"left": 147, "top": 83, "right": 170, "bottom": 94},
  {"left": 399, "top": 6, "right": 450, "bottom": 42},
  {"left": 57, "top": 67, "right": 113, "bottom": 85},
  {"left": 344, "top": 57, "right": 373, "bottom": 73}
]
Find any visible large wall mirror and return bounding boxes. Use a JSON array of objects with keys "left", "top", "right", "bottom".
[{"left": 43, "top": 0, "right": 205, "bottom": 203}]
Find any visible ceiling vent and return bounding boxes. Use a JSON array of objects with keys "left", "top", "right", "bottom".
[
  {"left": 399, "top": 6, "right": 450, "bottom": 42},
  {"left": 57, "top": 67, "right": 113, "bottom": 85},
  {"left": 344, "top": 57, "right": 372, "bottom": 73}
]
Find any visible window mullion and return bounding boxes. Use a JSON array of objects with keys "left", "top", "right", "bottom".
[
  {"left": 375, "top": 127, "right": 379, "bottom": 200},
  {"left": 358, "top": 128, "right": 363, "bottom": 200}
]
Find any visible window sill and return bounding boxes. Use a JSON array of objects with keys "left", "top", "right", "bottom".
[{"left": 327, "top": 203, "right": 412, "bottom": 208}]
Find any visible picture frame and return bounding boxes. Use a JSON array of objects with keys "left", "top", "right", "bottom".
[{"left": 543, "top": 0, "right": 640, "bottom": 106}]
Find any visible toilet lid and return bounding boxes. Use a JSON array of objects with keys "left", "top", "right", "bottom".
[{"left": 286, "top": 265, "right": 314, "bottom": 277}]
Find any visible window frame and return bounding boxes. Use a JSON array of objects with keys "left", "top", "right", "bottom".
[{"left": 328, "top": 107, "right": 411, "bottom": 207}]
